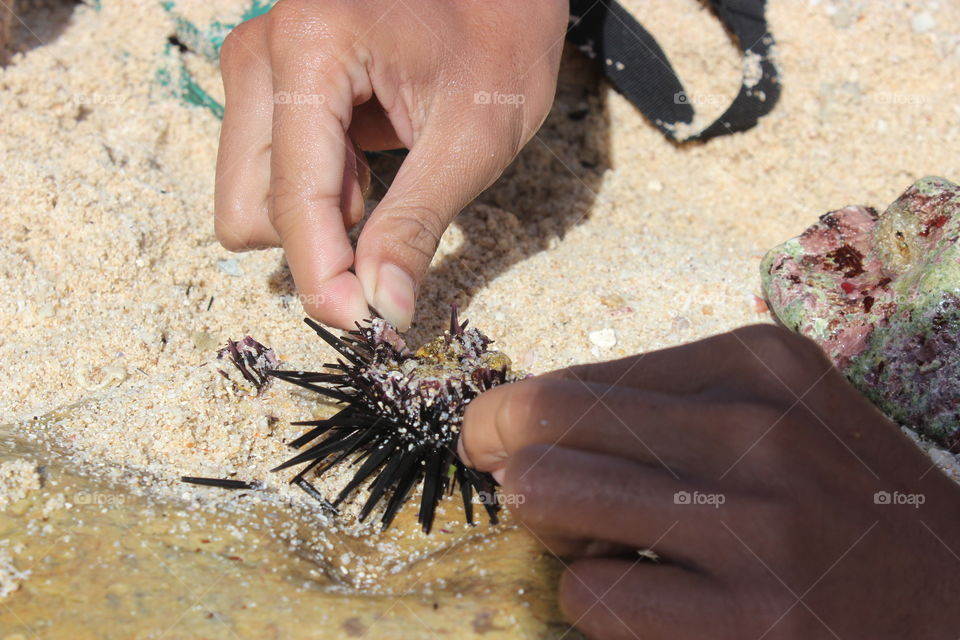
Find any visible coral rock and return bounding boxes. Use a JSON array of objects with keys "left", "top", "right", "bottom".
[{"left": 761, "top": 177, "right": 960, "bottom": 451}]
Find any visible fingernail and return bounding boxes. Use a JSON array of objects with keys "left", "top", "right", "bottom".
[
  {"left": 491, "top": 468, "right": 506, "bottom": 485},
  {"left": 372, "top": 263, "right": 415, "bottom": 331}
]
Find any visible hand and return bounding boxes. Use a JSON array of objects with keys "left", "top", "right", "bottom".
[
  {"left": 459, "top": 325, "right": 960, "bottom": 639},
  {"left": 214, "top": 0, "right": 567, "bottom": 330}
]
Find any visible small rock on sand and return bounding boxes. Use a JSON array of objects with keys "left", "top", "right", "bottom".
[
  {"left": 912, "top": 12, "right": 936, "bottom": 33},
  {"left": 588, "top": 328, "right": 617, "bottom": 349}
]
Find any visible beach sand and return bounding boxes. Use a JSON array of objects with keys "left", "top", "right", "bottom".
[{"left": 1, "top": 0, "right": 960, "bottom": 636}]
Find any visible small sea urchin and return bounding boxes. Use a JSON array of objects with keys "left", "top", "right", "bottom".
[{"left": 267, "top": 307, "right": 523, "bottom": 533}]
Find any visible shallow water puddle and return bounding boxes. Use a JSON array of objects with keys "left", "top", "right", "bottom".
[{"left": 0, "top": 423, "right": 577, "bottom": 639}]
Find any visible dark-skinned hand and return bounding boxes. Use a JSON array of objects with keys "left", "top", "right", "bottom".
[{"left": 459, "top": 324, "right": 960, "bottom": 639}]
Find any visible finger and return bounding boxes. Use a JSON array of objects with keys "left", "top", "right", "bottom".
[
  {"left": 215, "top": 16, "right": 280, "bottom": 251},
  {"left": 341, "top": 136, "right": 366, "bottom": 229},
  {"left": 354, "top": 104, "right": 521, "bottom": 330},
  {"left": 354, "top": 139, "right": 372, "bottom": 197},
  {"left": 267, "top": 28, "right": 370, "bottom": 329},
  {"left": 547, "top": 325, "right": 828, "bottom": 399},
  {"left": 503, "top": 445, "right": 737, "bottom": 559},
  {"left": 560, "top": 559, "right": 739, "bottom": 640},
  {"left": 545, "top": 337, "right": 732, "bottom": 393},
  {"left": 458, "top": 376, "right": 761, "bottom": 476}
]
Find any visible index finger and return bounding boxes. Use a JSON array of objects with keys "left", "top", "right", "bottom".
[
  {"left": 267, "top": 30, "right": 369, "bottom": 328},
  {"left": 458, "top": 376, "right": 749, "bottom": 479}
]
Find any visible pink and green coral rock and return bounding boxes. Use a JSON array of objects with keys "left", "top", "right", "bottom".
[{"left": 761, "top": 176, "right": 960, "bottom": 452}]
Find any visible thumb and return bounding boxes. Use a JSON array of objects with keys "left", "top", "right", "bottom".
[{"left": 355, "top": 107, "right": 519, "bottom": 330}]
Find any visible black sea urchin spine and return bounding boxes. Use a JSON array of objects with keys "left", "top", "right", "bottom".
[{"left": 267, "top": 308, "right": 505, "bottom": 533}]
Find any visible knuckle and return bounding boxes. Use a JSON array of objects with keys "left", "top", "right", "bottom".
[
  {"left": 736, "top": 324, "right": 809, "bottom": 374},
  {"left": 214, "top": 216, "right": 252, "bottom": 252},
  {"left": 267, "top": 0, "right": 315, "bottom": 33},
  {"left": 266, "top": 198, "right": 296, "bottom": 236},
  {"left": 384, "top": 206, "right": 448, "bottom": 262},
  {"left": 488, "top": 113, "right": 527, "bottom": 163},
  {"left": 737, "top": 324, "right": 835, "bottom": 390},
  {"left": 299, "top": 293, "right": 327, "bottom": 320},
  {"left": 502, "top": 444, "right": 551, "bottom": 520},
  {"left": 267, "top": 181, "right": 337, "bottom": 231},
  {"left": 458, "top": 408, "right": 481, "bottom": 462},
  {"left": 552, "top": 355, "right": 640, "bottom": 386},
  {"left": 493, "top": 384, "right": 531, "bottom": 440},
  {"left": 220, "top": 20, "right": 259, "bottom": 66},
  {"left": 737, "top": 323, "right": 797, "bottom": 352},
  {"left": 794, "top": 331, "right": 834, "bottom": 368},
  {"left": 469, "top": 110, "right": 525, "bottom": 168},
  {"left": 493, "top": 378, "right": 551, "bottom": 442},
  {"left": 720, "top": 400, "right": 788, "bottom": 441},
  {"left": 267, "top": 0, "right": 351, "bottom": 50}
]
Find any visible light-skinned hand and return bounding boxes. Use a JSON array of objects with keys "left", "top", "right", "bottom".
[{"left": 214, "top": 0, "right": 567, "bottom": 330}]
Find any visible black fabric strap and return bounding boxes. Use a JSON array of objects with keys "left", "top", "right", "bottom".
[{"left": 567, "top": 0, "right": 780, "bottom": 142}]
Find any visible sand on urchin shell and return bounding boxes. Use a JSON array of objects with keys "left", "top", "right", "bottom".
[{"left": 2, "top": 0, "right": 960, "bottom": 636}]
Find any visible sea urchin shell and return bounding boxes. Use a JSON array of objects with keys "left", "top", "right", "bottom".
[{"left": 267, "top": 307, "right": 523, "bottom": 533}]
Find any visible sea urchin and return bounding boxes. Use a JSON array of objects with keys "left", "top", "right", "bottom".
[{"left": 266, "top": 307, "right": 523, "bottom": 533}]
